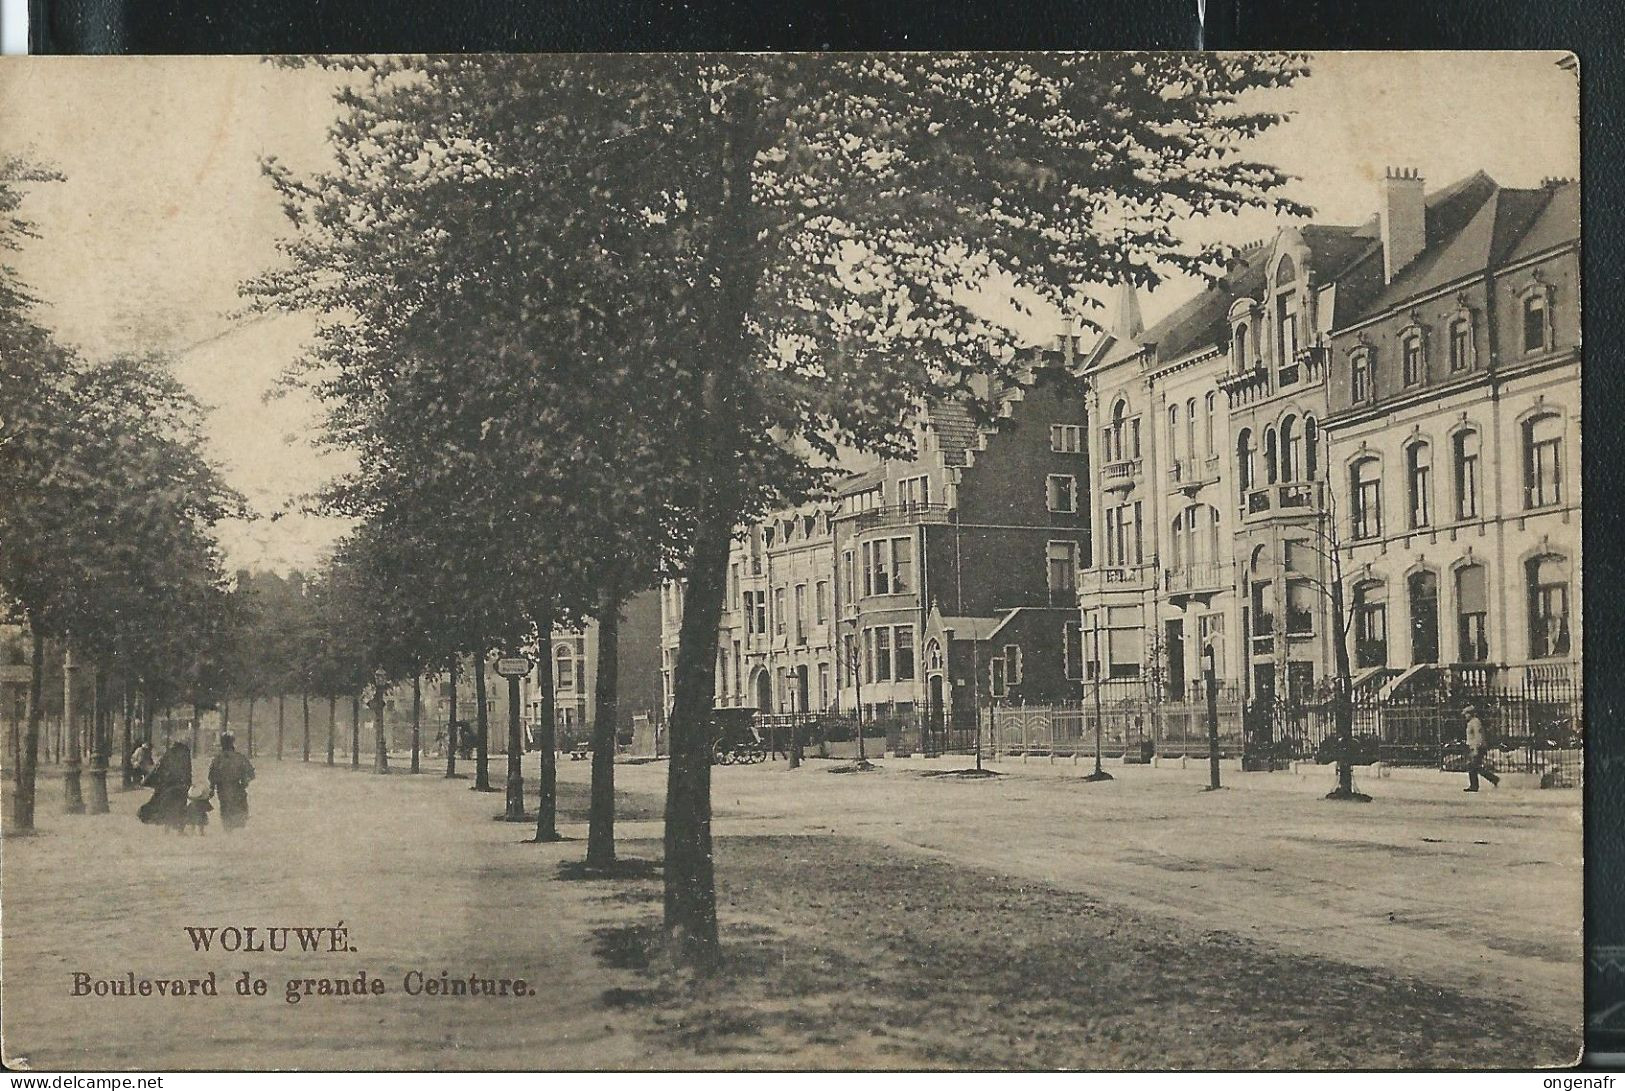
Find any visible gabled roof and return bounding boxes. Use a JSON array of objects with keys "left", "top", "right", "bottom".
[{"left": 925, "top": 399, "right": 980, "bottom": 467}]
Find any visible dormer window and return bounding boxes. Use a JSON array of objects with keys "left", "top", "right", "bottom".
[
  {"left": 1448, "top": 313, "right": 1473, "bottom": 372},
  {"left": 1274, "top": 254, "right": 1300, "bottom": 378},
  {"left": 1400, "top": 326, "right": 1426, "bottom": 387},
  {"left": 1350, "top": 346, "right": 1374, "bottom": 404},
  {"left": 1521, "top": 285, "right": 1554, "bottom": 354},
  {"left": 1232, "top": 322, "right": 1250, "bottom": 370}
]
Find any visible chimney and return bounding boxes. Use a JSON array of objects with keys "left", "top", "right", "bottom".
[
  {"left": 1381, "top": 167, "right": 1426, "bottom": 284},
  {"left": 1112, "top": 278, "right": 1144, "bottom": 341}
]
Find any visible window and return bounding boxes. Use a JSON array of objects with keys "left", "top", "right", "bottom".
[
  {"left": 1304, "top": 417, "right": 1319, "bottom": 480},
  {"left": 1205, "top": 392, "right": 1217, "bottom": 456},
  {"left": 1449, "top": 316, "right": 1472, "bottom": 372},
  {"left": 817, "top": 664, "right": 830, "bottom": 710},
  {"left": 730, "top": 563, "right": 740, "bottom": 610},
  {"left": 1003, "top": 643, "right": 1023, "bottom": 685},
  {"left": 1408, "top": 570, "right": 1440, "bottom": 664},
  {"left": 1286, "top": 579, "right": 1315, "bottom": 635},
  {"left": 1047, "top": 541, "right": 1079, "bottom": 604},
  {"left": 1522, "top": 291, "right": 1549, "bottom": 353},
  {"left": 1264, "top": 427, "right": 1278, "bottom": 484},
  {"left": 1168, "top": 404, "right": 1180, "bottom": 459},
  {"left": 1236, "top": 429, "right": 1255, "bottom": 499},
  {"left": 1104, "top": 503, "right": 1140, "bottom": 567},
  {"left": 1353, "top": 580, "right": 1388, "bottom": 669},
  {"left": 842, "top": 550, "right": 855, "bottom": 605},
  {"left": 1050, "top": 424, "right": 1084, "bottom": 453},
  {"left": 1063, "top": 621, "right": 1085, "bottom": 680},
  {"left": 1402, "top": 332, "right": 1424, "bottom": 386},
  {"left": 1047, "top": 474, "right": 1078, "bottom": 513},
  {"left": 1454, "top": 430, "right": 1480, "bottom": 520},
  {"left": 555, "top": 644, "right": 576, "bottom": 692},
  {"left": 1351, "top": 349, "right": 1373, "bottom": 403},
  {"left": 1251, "top": 580, "right": 1273, "bottom": 637},
  {"left": 1280, "top": 415, "right": 1299, "bottom": 482},
  {"left": 1106, "top": 605, "right": 1143, "bottom": 678},
  {"left": 815, "top": 581, "right": 829, "bottom": 625},
  {"left": 892, "top": 537, "right": 913, "bottom": 593},
  {"left": 1456, "top": 564, "right": 1489, "bottom": 663},
  {"left": 1524, "top": 413, "right": 1563, "bottom": 508},
  {"left": 1527, "top": 554, "right": 1571, "bottom": 659},
  {"left": 989, "top": 657, "right": 1007, "bottom": 697},
  {"left": 794, "top": 584, "right": 807, "bottom": 644},
  {"left": 773, "top": 587, "right": 786, "bottom": 636},
  {"left": 1186, "top": 398, "right": 1198, "bottom": 460},
  {"left": 898, "top": 474, "right": 931, "bottom": 509},
  {"left": 895, "top": 627, "right": 916, "bottom": 681},
  {"left": 1286, "top": 662, "right": 1316, "bottom": 706},
  {"left": 1350, "top": 458, "right": 1383, "bottom": 541},
  {"left": 1406, "top": 441, "right": 1432, "bottom": 529},
  {"left": 1233, "top": 322, "right": 1250, "bottom": 370}
]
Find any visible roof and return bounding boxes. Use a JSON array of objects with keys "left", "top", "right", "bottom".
[
  {"left": 924, "top": 399, "right": 980, "bottom": 467},
  {"left": 935, "top": 615, "right": 1003, "bottom": 642}
]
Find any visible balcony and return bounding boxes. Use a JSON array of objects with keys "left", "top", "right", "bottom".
[
  {"left": 843, "top": 502, "right": 951, "bottom": 533},
  {"left": 1167, "top": 455, "right": 1221, "bottom": 495},
  {"left": 1165, "top": 560, "right": 1234, "bottom": 598},
  {"left": 1101, "top": 458, "right": 1142, "bottom": 494},
  {"left": 1243, "top": 481, "right": 1325, "bottom": 523},
  {"left": 1078, "top": 564, "right": 1156, "bottom": 598}
]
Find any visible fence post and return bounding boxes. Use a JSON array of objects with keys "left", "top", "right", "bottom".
[{"left": 1021, "top": 707, "right": 1029, "bottom": 764}]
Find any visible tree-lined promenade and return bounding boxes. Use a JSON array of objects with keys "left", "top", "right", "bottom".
[{"left": 6, "top": 55, "right": 1314, "bottom": 971}]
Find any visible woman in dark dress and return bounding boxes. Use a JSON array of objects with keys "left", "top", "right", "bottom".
[
  {"left": 207, "top": 732, "right": 255, "bottom": 830},
  {"left": 138, "top": 740, "right": 192, "bottom": 831}
]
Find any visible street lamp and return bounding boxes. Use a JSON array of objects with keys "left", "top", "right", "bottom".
[
  {"left": 1202, "top": 641, "right": 1221, "bottom": 790},
  {"left": 842, "top": 606, "right": 869, "bottom": 767},
  {"left": 1083, "top": 617, "right": 1113, "bottom": 782}
]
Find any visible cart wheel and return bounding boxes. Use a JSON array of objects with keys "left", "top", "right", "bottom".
[{"left": 721, "top": 749, "right": 736, "bottom": 765}]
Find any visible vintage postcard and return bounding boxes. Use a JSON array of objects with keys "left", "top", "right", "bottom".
[{"left": 0, "top": 52, "right": 1582, "bottom": 1072}]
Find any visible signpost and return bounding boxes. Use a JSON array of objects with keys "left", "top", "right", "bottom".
[{"left": 495, "top": 657, "right": 532, "bottom": 821}]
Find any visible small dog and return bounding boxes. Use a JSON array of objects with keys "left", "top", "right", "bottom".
[{"left": 181, "top": 789, "right": 213, "bottom": 835}]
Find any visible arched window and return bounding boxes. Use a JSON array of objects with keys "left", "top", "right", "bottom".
[
  {"left": 1522, "top": 291, "right": 1550, "bottom": 354},
  {"left": 1451, "top": 429, "right": 1480, "bottom": 521},
  {"left": 1352, "top": 579, "right": 1389, "bottom": 669},
  {"left": 1350, "top": 457, "right": 1383, "bottom": 540},
  {"left": 1280, "top": 415, "right": 1299, "bottom": 482},
  {"left": 1351, "top": 348, "right": 1374, "bottom": 403},
  {"left": 1236, "top": 429, "right": 1255, "bottom": 499},
  {"left": 1401, "top": 330, "right": 1425, "bottom": 386},
  {"left": 1276, "top": 254, "right": 1297, "bottom": 284},
  {"left": 1408, "top": 569, "right": 1440, "bottom": 664},
  {"left": 1406, "top": 441, "right": 1432, "bottom": 529},
  {"left": 1523, "top": 413, "right": 1563, "bottom": 508},
  {"left": 1527, "top": 553, "right": 1571, "bottom": 659},
  {"left": 1168, "top": 404, "right": 1180, "bottom": 460},
  {"left": 1169, "top": 511, "right": 1184, "bottom": 569},
  {"left": 1233, "top": 323, "right": 1250, "bottom": 370},
  {"left": 1275, "top": 255, "right": 1300, "bottom": 370},
  {"left": 1264, "top": 427, "right": 1278, "bottom": 484},
  {"left": 1209, "top": 506, "right": 1221, "bottom": 562},
  {"left": 1304, "top": 416, "right": 1320, "bottom": 480},
  {"left": 1449, "top": 315, "right": 1473, "bottom": 372},
  {"left": 1204, "top": 391, "right": 1217, "bottom": 456},
  {"left": 1456, "top": 564, "right": 1489, "bottom": 662},
  {"left": 555, "top": 643, "right": 577, "bottom": 692},
  {"left": 1186, "top": 397, "right": 1197, "bottom": 461}
]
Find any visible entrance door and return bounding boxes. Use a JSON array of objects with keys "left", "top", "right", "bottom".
[
  {"left": 928, "top": 674, "right": 945, "bottom": 728},
  {"left": 753, "top": 670, "right": 772, "bottom": 712},
  {"left": 1408, "top": 570, "right": 1440, "bottom": 664},
  {"left": 795, "top": 665, "right": 810, "bottom": 712},
  {"left": 1165, "top": 620, "right": 1186, "bottom": 698}
]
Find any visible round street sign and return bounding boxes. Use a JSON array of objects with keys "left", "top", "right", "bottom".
[{"left": 494, "top": 657, "right": 533, "bottom": 679}]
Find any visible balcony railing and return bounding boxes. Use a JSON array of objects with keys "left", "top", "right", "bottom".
[
  {"left": 1165, "top": 560, "right": 1233, "bottom": 597},
  {"left": 1243, "top": 481, "right": 1325, "bottom": 522},
  {"left": 1079, "top": 564, "right": 1156, "bottom": 596},
  {"left": 1102, "top": 458, "right": 1142, "bottom": 492},
  {"left": 843, "top": 502, "right": 951, "bottom": 532},
  {"left": 1168, "top": 455, "right": 1222, "bottom": 493}
]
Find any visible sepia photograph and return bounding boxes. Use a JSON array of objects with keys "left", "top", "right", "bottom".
[{"left": 0, "top": 50, "right": 1584, "bottom": 1071}]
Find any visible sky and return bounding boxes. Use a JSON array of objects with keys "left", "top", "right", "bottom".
[{"left": 0, "top": 52, "right": 1581, "bottom": 574}]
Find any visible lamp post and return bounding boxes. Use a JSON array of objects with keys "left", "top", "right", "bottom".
[
  {"left": 842, "top": 607, "right": 868, "bottom": 766},
  {"left": 371, "top": 668, "right": 389, "bottom": 774},
  {"left": 1084, "top": 616, "right": 1113, "bottom": 782},
  {"left": 1203, "top": 641, "right": 1221, "bottom": 790},
  {"left": 495, "top": 656, "right": 532, "bottom": 821},
  {"left": 63, "top": 645, "right": 84, "bottom": 813}
]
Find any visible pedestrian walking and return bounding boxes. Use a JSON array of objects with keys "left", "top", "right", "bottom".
[
  {"left": 130, "top": 740, "right": 155, "bottom": 781},
  {"left": 208, "top": 731, "right": 256, "bottom": 831},
  {"left": 1463, "top": 704, "right": 1500, "bottom": 792},
  {"left": 138, "top": 739, "right": 193, "bottom": 831}
]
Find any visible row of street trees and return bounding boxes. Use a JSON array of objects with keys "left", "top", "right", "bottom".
[
  {"left": 241, "top": 53, "right": 1311, "bottom": 969},
  {"left": 2, "top": 159, "right": 247, "bottom": 832}
]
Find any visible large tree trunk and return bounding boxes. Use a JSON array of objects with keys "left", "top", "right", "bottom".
[
  {"left": 503, "top": 664, "right": 526, "bottom": 820},
  {"left": 351, "top": 692, "right": 362, "bottom": 770},
  {"left": 301, "top": 689, "right": 310, "bottom": 762},
  {"left": 665, "top": 510, "right": 733, "bottom": 969},
  {"left": 326, "top": 694, "right": 336, "bottom": 765},
  {"left": 120, "top": 682, "right": 135, "bottom": 789},
  {"left": 587, "top": 588, "right": 622, "bottom": 868},
  {"left": 532, "top": 617, "right": 560, "bottom": 841},
  {"left": 473, "top": 651, "right": 494, "bottom": 791},
  {"left": 372, "top": 682, "right": 389, "bottom": 774},
  {"left": 12, "top": 618, "right": 46, "bottom": 831},
  {"left": 86, "top": 666, "right": 109, "bottom": 814},
  {"left": 410, "top": 675, "right": 422, "bottom": 774},
  {"left": 445, "top": 656, "right": 460, "bottom": 778},
  {"left": 64, "top": 650, "right": 84, "bottom": 813}
]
